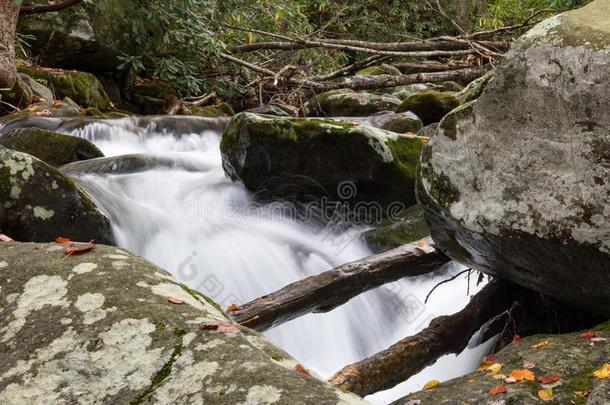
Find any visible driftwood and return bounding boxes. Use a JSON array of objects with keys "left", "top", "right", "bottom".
[
  {"left": 328, "top": 279, "right": 525, "bottom": 397},
  {"left": 229, "top": 237, "right": 449, "bottom": 332}
]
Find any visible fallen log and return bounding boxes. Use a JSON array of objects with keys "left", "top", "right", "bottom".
[
  {"left": 328, "top": 279, "right": 525, "bottom": 397},
  {"left": 229, "top": 237, "right": 449, "bottom": 332}
]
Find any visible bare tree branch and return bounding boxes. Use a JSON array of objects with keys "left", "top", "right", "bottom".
[{"left": 20, "top": 0, "right": 83, "bottom": 15}]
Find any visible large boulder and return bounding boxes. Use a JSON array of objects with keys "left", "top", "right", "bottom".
[
  {"left": 395, "top": 90, "right": 459, "bottom": 125},
  {"left": 395, "top": 322, "right": 610, "bottom": 404},
  {"left": 303, "top": 89, "right": 401, "bottom": 117},
  {"left": 417, "top": 1, "right": 610, "bottom": 316},
  {"left": 0, "top": 242, "right": 365, "bottom": 404},
  {"left": 0, "top": 146, "right": 113, "bottom": 244},
  {"left": 0, "top": 128, "right": 103, "bottom": 167},
  {"left": 0, "top": 98, "right": 83, "bottom": 123},
  {"left": 221, "top": 113, "right": 426, "bottom": 214},
  {"left": 18, "top": 65, "right": 111, "bottom": 110}
]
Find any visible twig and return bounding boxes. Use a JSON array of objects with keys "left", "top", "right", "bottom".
[{"left": 424, "top": 268, "right": 471, "bottom": 304}]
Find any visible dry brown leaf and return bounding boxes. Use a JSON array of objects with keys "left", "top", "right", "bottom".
[
  {"left": 55, "top": 236, "right": 71, "bottom": 244},
  {"left": 200, "top": 321, "right": 241, "bottom": 335},
  {"left": 531, "top": 340, "right": 549, "bottom": 349},
  {"left": 537, "top": 374, "right": 561, "bottom": 384},
  {"left": 295, "top": 364, "right": 311, "bottom": 377},
  {"left": 64, "top": 242, "right": 96, "bottom": 255},
  {"left": 489, "top": 384, "right": 507, "bottom": 396}
]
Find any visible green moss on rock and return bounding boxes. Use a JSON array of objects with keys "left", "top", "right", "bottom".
[
  {"left": 362, "top": 205, "right": 429, "bottom": 252},
  {"left": 396, "top": 90, "right": 459, "bottom": 125},
  {"left": 357, "top": 64, "right": 402, "bottom": 76}
]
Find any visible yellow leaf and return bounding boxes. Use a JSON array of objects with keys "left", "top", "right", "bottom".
[
  {"left": 423, "top": 380, "right": 439, "bottom": 390},
  {"left": 274, "top": 11, "right": 281, "bottom": 21},
  {"left": 247, "top": 32, "right": 254, "bottom": 44},
  {"left": 593, "top": 363, "right": 610, "bottom": 379},
  {"left": 477, "top": 360, "right": 494, "bottom": 372},
  {"left": 488, "top": 363, "right": 503, "bottom": 374},
  {"left": 538, "top": 389, "right": 553, "bottom": 401},
  {"left": 531, "top": 340, "right": 549, "bottom": 349}
]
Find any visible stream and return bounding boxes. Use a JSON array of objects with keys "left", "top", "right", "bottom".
[{"left": 62, "top": 116, "right": 494, "bottom": 404}]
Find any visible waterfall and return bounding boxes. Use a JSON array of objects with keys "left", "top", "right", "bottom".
[{"left": 64, "top": 116, "right": 493, "bottom": 403}]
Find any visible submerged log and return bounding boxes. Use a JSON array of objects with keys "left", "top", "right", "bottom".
[
  {"left": 328, "top": 279, "right": 525, "bottom": 397},
  {"left": 230, "top": 237, "right": 449, "bottom": 332}
]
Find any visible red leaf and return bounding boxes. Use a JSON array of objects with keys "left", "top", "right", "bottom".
[
  {"left": 537, "top": 374, "right": 561, "bottom": 384},
  {"left": 167, "top": 297, "right": 185, "bottom": 305},
  {"left": 64, "top": 242, "right": 96, "bottom": 255},
  {"left": 489, "top": 384, "right": 507, "bottom": 396},
  {"left": 0, "top": 233, "right": 15, "bottom": 242},
  {"left": 200, "top": 321, "right": 241, "bottom": 335},
  {"left": 512, "top": 335, "right": 521, "bottom": 344},
  {"left": 295, "top": 364, "right": 311, "bottom": 377},
  {"left": 55, "top": 236, "right": 71, "bottom": 244},
  {"left": 580, "top": 331, "right": 598, "bottom": 339}
]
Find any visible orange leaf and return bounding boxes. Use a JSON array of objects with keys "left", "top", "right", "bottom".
[
  {"left": 64, "top": 242, "right": 96, "bottom": 255},
  {"left": 295, "top": 364, "right": 311, "bottom": 377},
  {"left": 489, "top": 384, "right": 507, "bottom": 396},
  {"left": 538, "top": 389, "right": 553, "bottom": 401},
  {"left": 167, "top": 297, "right": 185, "bottom": 305},
  {"left": 418, "top": 239, "right": 425, "bottom": 248},
  {"left": 55, "top": 236, "right": 71, "bottom": 244},
  {"left": 580, "top": 331, "right": 598, "bottom": 339},
  {"left": 531, "top": 340, "right": 549, "bottom": 349},
  {"left": 510, "top": 369, "right": 535, "bottom": 381},
  {"left": 200, "top": 321, "right": 241, "bottom": 335},
  {"left": 593, "top": 363, "right": 610, "bottom": 379},
  {"left": 423, "top": 380, "right": 439, "bottom": 390},
  {"left": 537, "top": 374, "right": 561, "bottom": 384},
  {"left": 227, "top": 303, "right": 239, "bottom": 311}
]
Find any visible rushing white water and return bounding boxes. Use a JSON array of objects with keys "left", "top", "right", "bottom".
[{"left": 65, "top": 117, "right": 492, "bottom": 403}]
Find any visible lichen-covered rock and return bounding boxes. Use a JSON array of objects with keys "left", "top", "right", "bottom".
[
  {"left": 394, "top": 322, "right": 610, "bottom": 404},
  {"left": 0, "top": 128, "right": 103, "bottom": 167},
  {"left": 17, "top": 66, "right": 111, "bottom": 110},
  {"left": 356, "top": 64, "right": 402, "bottom": 76},
  {"left": 302, "top": 90, "right": 401, "bottom": 117},
  {"left": 0, "top": 146, "right": 113, "bottom": 244},
  {"left": 0, "top": 242, "right": 366, "bottom": 404},
  {"left": 417, "top": 0, "right": 610, "bottom": 316},
  {"left": 369, "top": 111, "right": 424, "bottom": 134},
  {"left": 395, "top": 90, "right": 459, "bottom": 125},
  {"left": 362, "top": 205, "right": 429, "bottom": 253},
  {"left": 221, "top": 113, "right": 427, "bottom": 213}
]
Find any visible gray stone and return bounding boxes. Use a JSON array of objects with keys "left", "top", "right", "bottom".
[
  {"left": 0, "top": 241, "right": 366, "bottom": 404},
  {"left": 369, "top": 111, "right": 424, "bottom": 134},
  {"left": 18, "top": 73, "right": 53, "bottom": 101}
]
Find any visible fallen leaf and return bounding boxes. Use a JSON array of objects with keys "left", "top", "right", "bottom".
[
  {"left": 55, "top": 236, "right": 71, "bottom": 243},
  {"left": 538, "top": 388, "right": 553, "bottom": 401},
  {"left": 484, "top": 354, "right": 497, "bottom": 362},
  {"left": 295, "top": 364, "right": 311, "bottom": 377},
  {"left": 488, "top": 363, "right": 503, "bottom": 374},
  {"left": 504, "top": 376, "right": 517, "bottom": 384},
  {"left": 52, "top": 100, "right": 62, "bottom": 107},
  {"left": 200, "top": 321, "right": 241, "bottom": 335},
  {"left": 405, "top": 401, "right": 421, "bottom": 405},
  {"left": 531, "top": 340, "right": 549, "bottom": 349},
  {"left": 537, "top": 374, "right": 561, "bottom": 384},
  {"left": 510, "top": 369, "right": 535, "bottom": 381},
  {"left": 423, "top": 380, "right": 439, "bottom": 390},
  {"left": 579, "top": 331, "right": 598, "bottom": 339},
  {"left": 418, "top": 239, "right": 425, "bottom": 248},
  {"left": 167, "top": 297, "right": 185, "bottom": 305},
  {"left": 489, "top": 384, "right": 507, "bottom": 396},
  {"left": 512, "top": 335, "right": 521, "bottom": 344},
  {"left": 523, "top": 360, "right": 535, "bottom": 369},
  {"left": 477, "top": 360, "right": 494, "bottom": 371},
  {"left": 227, "top": 303, "right": 239, "bottom": 311},
  {"left": 492, "top": 374, "right": 507, "bottom": 380},
  {"left": 593, "top": 363, "right": 610, "bottom": 379},
  {"left": 0, "top": 233, "right": 15, "bottom": 242},
  {"left": 64, "top": 242, "right": 96, "bottom": 255}
]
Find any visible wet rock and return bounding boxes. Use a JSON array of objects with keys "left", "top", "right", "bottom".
[
  {"left": 0, "top": 146, "right": 113, "bottom": 244},
  {"left": 221, "top": 113, "right": 427, "bottom": 214},
  {"left": 303, "top": 89, "right": 401, "bottom": 117},
  {"left": 0, "top": 241, "right": 366, "bottom": 404},
  {"left": 187, "top": 103, "right": 235, "bottom": 118},
  {"left": 362, "top": 205, "right": 430, "bottom": 253},
  {"left": 369, "top": 111, "right": 423, "bottom": 134},
  {"left": 394, "top": 322, "right": 610, "bottom": 404},
  {"left": 61, "top": 154, "right": 202, "bottom": 175},
  {"left": 0, "top": 128, "right": 103, "bottom": 167},
  {"left": 395, "top": 90, "right": 459, "bottom": 125},
  {"left": 417, "top": 1, "right": 610, "bottom": 316},
  {"left": 17, "top": 66, "right": 111, "bottom": 110},
  {"left": 245, "top": 103, "right": 297, "bottom": 117}
]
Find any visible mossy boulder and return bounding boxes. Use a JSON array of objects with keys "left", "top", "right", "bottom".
[
  {"left": 395, "top": 324, "right": 610, "bottom": 404},
  {"left": 369, "top": 111, "right": 424, "bottom": 134},
  {"left": 303, "top": 90, "right": 401, "bottom": 117},
  {"left": 0, "top": 146, "right": 113, "bottom": 244},
  {"left": 17, "top": 66, "right": 111, "bottom": 110},
  {"left": 357, "top": 64, "right": 402, "bottom": 76},
  {"left": 396, "top": 90, "right": 459, "bottom": 125},
  {"left": 0, "top": 241, "right": 365, "bottom": 404},
  {"left": 417, "top": 1, "right": 610, "bottom": 316},
  {"left": 0, "top": 128, "right": 103, "bottom": 167},
  {"left": 245, "top": 103, "right": 297, "bottom": 117},
  {"left": 457, "top": 70, "right": 495, "bottom": 104},
  {"left": 188, "top": 103, "right": 235, "bottom": 118},
  {"left": 0, "top": 98, "right": 83, "bottom": 124},
  {"left": 362, "top": 205, "right": 430, "bottom": 253},
  {"left": 221, "top": 113, "right": 427, "bottom": 214}
]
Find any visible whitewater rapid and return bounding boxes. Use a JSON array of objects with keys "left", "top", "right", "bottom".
[{"left": 65, "top": 117, "right": 493, "bottom": 404}]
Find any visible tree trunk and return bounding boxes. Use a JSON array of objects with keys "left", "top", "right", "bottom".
[
  {"left": 328, "top": 280, "right": 525, "bottom": 397},
  {"left": 230, "top": 237, "right": 449, "bottom": 332},
  {"left": 0, "top": 0, "right": 20, "bottom": 90}
]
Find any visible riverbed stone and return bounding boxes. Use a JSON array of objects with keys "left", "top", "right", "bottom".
[
  {"left": 0, "top": 241, "right": 366, "bottom": 404},
  {"left": 417, "top": 0, "right": 610, "bottom": 316},
  {"left": 369, "top": 111, "right": 423, "bottom": 134},
  {"left": 396, "top": 90, "right": 459, "bottom": 125},
  {"left": 303, "top": 89, "right": 401, "bottom": 117},
  {"left": 0, "top": 146, "right": 113, "bottom": 244}
]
